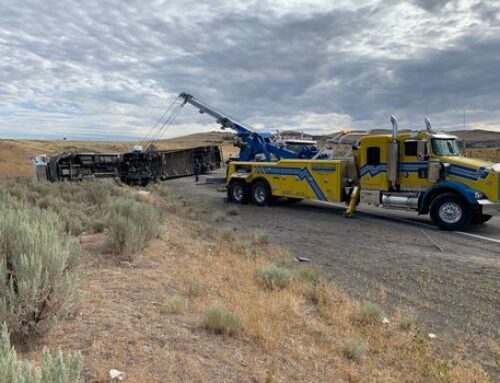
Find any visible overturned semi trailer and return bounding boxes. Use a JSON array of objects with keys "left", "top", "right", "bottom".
[
  {"left": 33, "top": 152, "right": 122, "bottom": 182},
  {"left": 33, "top": 145, "right": 223, "bottom": 186},
  {"left": 121, "top": 145, "right": 223, "bottom": 186}
]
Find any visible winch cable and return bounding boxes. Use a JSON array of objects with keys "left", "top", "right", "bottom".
[
  {"left": 139, "top": 95, "right": 182, "bottom": 148},
  {"left": 148, "top": 101, "right": 185, "bottom": 145},
  {"left": 145, "top": 98, "right": 186, "bottom": 149}
]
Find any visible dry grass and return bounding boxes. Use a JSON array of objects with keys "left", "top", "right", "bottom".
[
  {"left": 15, "top": 185, "right": 493, "bottom": 382},
  {"left": 467, "top": 148, "right": 500, "bottom": 162}
]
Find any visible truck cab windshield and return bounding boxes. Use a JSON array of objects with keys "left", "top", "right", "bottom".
[{"left": 431, "top": 138, "right": 460, "bottom": 156}]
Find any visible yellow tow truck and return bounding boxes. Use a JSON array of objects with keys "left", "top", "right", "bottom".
[{"left": 226, "top": 117, "right": 500, "bottom": 230}]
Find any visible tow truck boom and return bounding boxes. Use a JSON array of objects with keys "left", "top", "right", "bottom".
[{"left": 179, "top": 93, "right": 316, "bottom": 161}]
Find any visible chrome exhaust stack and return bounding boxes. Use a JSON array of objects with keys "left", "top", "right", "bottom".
[
  {"left": 424, "top": 116, "right": 433, "bottom": 133},
  {"left": 388, "top": 115, "right": 399, "bottom": 188}
]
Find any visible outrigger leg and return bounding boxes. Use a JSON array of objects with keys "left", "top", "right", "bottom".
[{"left": 344, "top": 186, "right": 360, "bottom": 218}]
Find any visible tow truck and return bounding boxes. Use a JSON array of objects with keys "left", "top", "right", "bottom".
[{"left": 226, "top": 116, "right": 500, "bottom": 230}]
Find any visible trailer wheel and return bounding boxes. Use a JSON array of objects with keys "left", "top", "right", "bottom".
[
  {"left": 251, "top": 180, "right": 272, "bottom": 206},
  {"left": 229, "top": 180, "right": 249, "bottom": 204},
  {"left": 430, "top": 193, "right": 472, "bottom": 231},
  {"left": 472, "top": 213, "right": 493, "bottom": 224}
]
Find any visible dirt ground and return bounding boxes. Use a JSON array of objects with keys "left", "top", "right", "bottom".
[{"left": 166, "top": 174, "right": 500, "bottom": 377}]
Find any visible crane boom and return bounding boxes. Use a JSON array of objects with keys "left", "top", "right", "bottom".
[
  {"left": 179, "top": 93, "right": 255, "bottom": 137},
  {"left": 178, "top": 92, "right": 317, "bottom": 161}
]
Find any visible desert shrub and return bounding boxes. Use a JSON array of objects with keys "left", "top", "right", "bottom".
[
  {"left": 36, "top": 194, "right": 63, "bottom": 210},
  {"left": 168, "top": 294, "right": 187, "bottom": 314},
  {"left": 187, "top": 279, "right": 205, "bottom": 297},
  {"left": 275, "top": 254, "right": 296, "bottom": 269},
  {"left": 0, "top": 324, "right": 82, "bottom": 383},
  {"left": 250, "top": 230, "right": 269, "bottom": 245},
  {"left": 298, "top": 267, "right": 328, "bottom": 304},
  {"left": 358, "top": 301, "right": 385, "bottom": 325},
  {"left": 83, "top": 181, "right": 112, "bottom": 206},
  {"left": 2, "top": 180, "right": 117, "bottom": 236},
  {"left": 298, "top": 267, "right": 321, "bottom": 286},
  {"left": 234, "top": 239, "right": 252, "bottom": 254},
  {"left": 107, "top": 197, "right": 161, "bottom": 255},
  {"left": 0, "top": 193, "right": 80, "bottom": 339},
  {"left": 202, "top": 303, "right": 241, "bottom": 336},
  {"left": 342, "top": 338, "right": 366, "bottom": 361},
  {"left": 255, "top": 266, "right": 292, "bottom": 290}
]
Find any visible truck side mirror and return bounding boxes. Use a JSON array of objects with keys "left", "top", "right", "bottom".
[{"left": 418, "top": 139, "right": 430, "bottom": 161}]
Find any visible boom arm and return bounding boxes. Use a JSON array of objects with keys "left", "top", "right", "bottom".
[
  {"left": 179, "top": 93, "right": 255, "bottom": 137},
  {"left": 179, "top": 92, "right": 314, "bottom": 161}
]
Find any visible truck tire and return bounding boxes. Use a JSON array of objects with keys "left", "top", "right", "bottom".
[
  {"left": 430, "top": 193, "right": 472, "bottom": 231},
  {"left": 472, "top": 213, "right": 493, "bottom": 224},
  {"left": 251, "top": 180, "right": 272, "bottom": 206},
  {"left": 229, "top": 180, "right": 249, "bottom": 204}
]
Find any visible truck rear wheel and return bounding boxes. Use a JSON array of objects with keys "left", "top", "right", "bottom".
[
  {"left": 229, "top": 180, "right": 249, "bottom": 204},
  {"left": 430, "top": 193, "right": 472, "bottom": 231},
  {"left": 251, "top": 180, "right": 272, "bottom": 206}
]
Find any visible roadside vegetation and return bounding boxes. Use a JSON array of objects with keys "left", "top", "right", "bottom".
[
  {"left": 0, "top": 178, "right": 162, "bottom": 382},
  {"left": 0, "top": 178, "right": 493, "bottom": 382},
  {"left": 0, "top": 324, "right": 82, "bottom": 383}
]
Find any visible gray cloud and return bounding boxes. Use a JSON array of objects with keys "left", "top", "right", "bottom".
[
  {"left": 0, "top": 0, "right": 499, "bottom": 140},
  {"left": 411, "top": 0, "right": 453, "bottom": 12}
]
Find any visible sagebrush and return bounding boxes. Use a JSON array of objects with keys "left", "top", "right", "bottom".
[
  {"left": 0, "top": 192, "right": 80, "bottom": 339},
  {"left": 0, "top": 324, "right": 82, "bottom": 383},
  {"left": 107, "top": 197, "right": 161, "bottom": 255},
  {"left": 1, "top": 179, "right": 119, "bottom": 235},
  {"left": 203, "top": 302, "right": 241, "bottom": 336},
  {"left": 255, "top": 265, "right": 292, "bottom": 290}
]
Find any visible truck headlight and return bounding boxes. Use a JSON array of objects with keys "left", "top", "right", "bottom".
[{"left": 474, "top": 191, "right": 484, "bottom": 200}]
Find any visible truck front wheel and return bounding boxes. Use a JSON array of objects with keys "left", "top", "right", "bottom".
[{"left": 430, "top": 193, "right": 472, "bottom": 231}]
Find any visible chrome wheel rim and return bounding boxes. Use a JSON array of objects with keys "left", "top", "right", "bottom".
[
  {"left": 254, "top": 186, "right": 266, "bottom": 203},
  {"left": 233, "top": 185, "right": 244, "bottom": 201},
  {"left": 438, "top": 202, "right": 462, "bottom": 224}
]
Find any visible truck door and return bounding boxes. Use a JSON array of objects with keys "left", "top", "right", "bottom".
[
  {"left": 399, "top": 139, "right": 432, "bottom": 190},
  {"left": 360, "top": 143, "right": 389, "bottom": 190}
]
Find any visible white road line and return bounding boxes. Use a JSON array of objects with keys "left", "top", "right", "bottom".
[
  {"left": 309, "top": 201, "right": 500, "bottom": 246},
  {"left": 356, "top": 209, "right": 500, "bottom": 245},
  {"left": 455, "top": 231, "right": 500, "bottom": 245}
]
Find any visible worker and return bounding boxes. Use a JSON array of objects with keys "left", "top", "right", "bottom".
[{"left": 194, "top": 158, "right": 201, "bottom": 183}]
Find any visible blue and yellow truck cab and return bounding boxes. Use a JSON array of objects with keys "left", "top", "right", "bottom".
[{"left": 226, "top": 117, "right": 500, "bottom": 231}]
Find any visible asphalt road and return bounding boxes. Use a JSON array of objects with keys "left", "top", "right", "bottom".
[{"left": 166, "top": 175, "right": 500, "bottom": 376}]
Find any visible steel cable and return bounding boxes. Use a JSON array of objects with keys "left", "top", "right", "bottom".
[{"left": 139, "top": 95, "right": 182, "bottom": 147}]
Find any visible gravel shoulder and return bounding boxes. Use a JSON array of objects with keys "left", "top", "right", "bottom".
[{"left": 167, "top": 175, "right": 500, "bottom": 377}]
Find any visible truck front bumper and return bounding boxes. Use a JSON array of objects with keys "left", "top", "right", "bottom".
[{"left": 477, "top": 199, "right": 500, "bottom": 216}]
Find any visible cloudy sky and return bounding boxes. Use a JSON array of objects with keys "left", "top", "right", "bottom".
[{"left": 1, "top": 0, "right": 500, "bottom": 140}]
